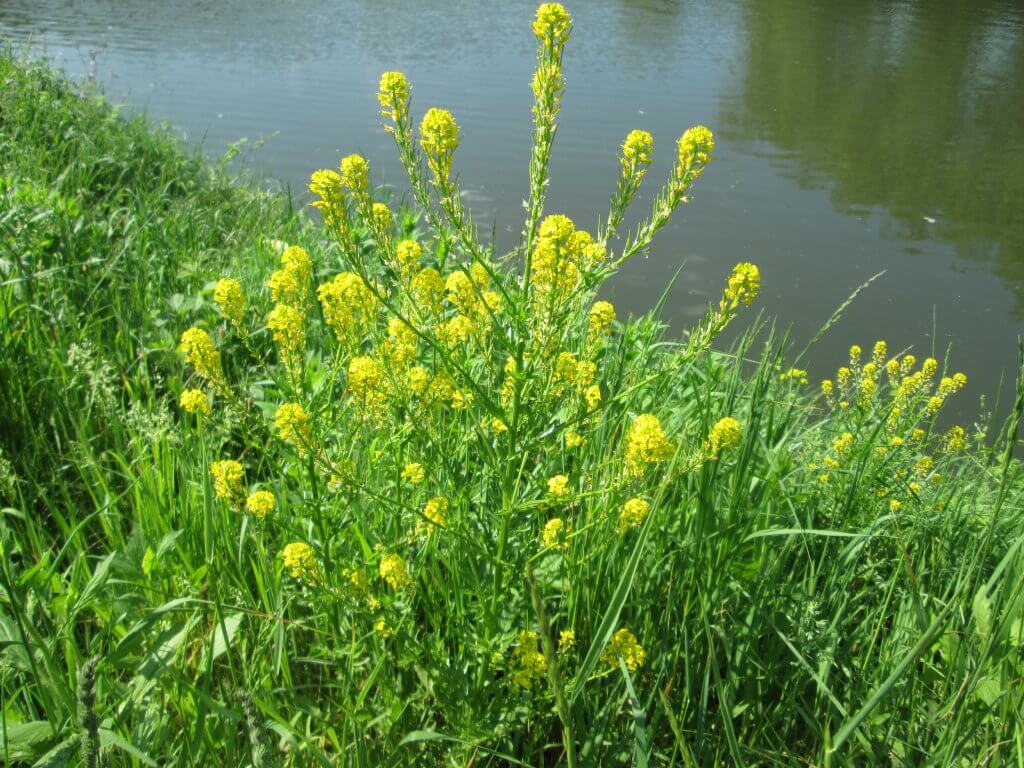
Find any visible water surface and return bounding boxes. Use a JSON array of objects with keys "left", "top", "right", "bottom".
[{"left": 3, "top": 0, "right": 1023, "bottom": 419}]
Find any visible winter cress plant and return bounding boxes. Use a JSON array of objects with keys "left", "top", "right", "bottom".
[{"left": 175, "top": 3, "right": 992, "bottom": 763}]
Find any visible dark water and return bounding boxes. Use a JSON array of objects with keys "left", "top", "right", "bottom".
[{"left": 3, "top": 0, "right": 1023, "bottom": 420}]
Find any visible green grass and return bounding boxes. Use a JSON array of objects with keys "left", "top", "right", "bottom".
[{"left": 2, "top": 49, "right": 1023, "bottom": 768}]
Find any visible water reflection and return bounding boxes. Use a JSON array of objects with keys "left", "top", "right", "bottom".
[{"left": 721, "top": 0, "right": 1024, "bottom": 311}]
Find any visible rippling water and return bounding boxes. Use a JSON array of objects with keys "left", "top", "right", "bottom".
[{"left": 3, "top": 0, "right": 1023, "bottom": 417}]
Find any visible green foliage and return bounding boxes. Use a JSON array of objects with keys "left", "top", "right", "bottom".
[{"left": 2, "top": 7, "right": 1024, "bottom": 765}]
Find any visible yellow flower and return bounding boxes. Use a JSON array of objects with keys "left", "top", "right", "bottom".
[
  {"left": 601, "top": 627, "right": 645, "bottom": 671},
  {"left": 512, "top": 630, "right": 548, "bottom": 689},
  {"left": 213, "top": 278, "right": 245, "bottom": 330},
  {"left": 179, "top": 328, "right": 227, "bottom": 392},
  {"left": 424, "top": 496, "right": 448, "bottom": 523},
  {"left": 889, "top": 499, "right": 902, "bottom": 513},
  {"left": 371, "top": 201, "right": 392, "bottom": 234},
  {"left": 179, "top": 388, "right": 211, "bottom": 416},
  {"left": 565, "top": 428, "right": 584, "bottom": 448},
  {"left": 532, "top": 3, "right": 572, "bottom": 50},
  {"left": 317, "top": 272, "right": 378, "bottom": 347},
  {"left": 677, "top": 125, "right": 714, "bottom": 179},
  {"left": 944, "top": 426, "right": 967, "bottom": 452},
  {"left": 849, "top": 345, "right": 862, "bottom": 365},
  {"left": 837, "top": 367, "right": 851, "bottom": 388},
  {"left": 721, "top": 262, "right": 760, "bottom": 309},
  {"left": 246, "top": 490, "right": 275, "bottom": 519},
  {"left": 621, "top": 129, "right": 654, "bottom": 174},
  {"left": 559, "top": 629, "right": 576, "bottom": 653},
  {"left": 617, "top": 497, "right": 650, "bottom": 532},
  {"left": 872, "top": 340, "right": 888, "bottom": 367},
  {"left": 437, "top": 314, "right": 476, "bottom": 347},
  {"left": 267, "top": 303, "right": 305, "bottom": 371},
  {"left": 584, "top": 384, "right": 602, "bottom": 411},
  {"left": 547, "top": 474, "right": 570, "bottom": 498},
  {"left": 821, "top": 379, "right": 834, "bottom": 399},
  {"left": 911, "top": 428, "right": 926, "bottom": 442},
  {"left": 348, "top": 356, "right": 389, "bottom": 416},
  {"left": 210, "top": 460, "right": 244, "bottom": 506},
  {"left": 900, "top": 355, "right": 917, "bottom": 375},
  {"left": 833, "top": 432, "right": 854, "bottom": 454},
  {"left": 922, "top": 358, "right": 938, "bottom": 377},
  {"left": 308, "top": 168, "right": 342, "bottom": 201},
  {"left": 625, "top": 414, "right": 673, "bottom": 476},
  {"left": 589, "top": 300, "right": 616, "bottom": 337},
  {"left": 377, "top": 70, "right": 410, "bottom": 121},
  {"left": 411, "top": 267, "right": 445, "bottom": 313},
  {"left": 274, "top": 402, "right": 313, "bottom": 452},
  {"left": 915, "top": 456, "right": 934, "bottom": 476},
  {"left": 401, "top": 462, "right": 425, "bottom": 484},
  {"left": 379, "top": 553, "right": 411, "bottom": 590},
  {"left": 420, "top": 107, "right": 459, "bottom": 178},
  {"left": 339, "top": 153, "right": 370, "bottom": 193},
  {"left": 542, "top": 517, "right": 570, "bottom": 550},
  {"left": 779, "top": 368, "right": 809, "bottom": 385},
  {"left": 708, "top": 417, "right": 742, "bottom": 458},
  {"left": 268, "top": 245, "right": 313, "bottom": 306},
  {"left": 395, "top": 239, "right": 422, "bottom": 273},
  {"left": 281, "top": 542, "right": 319, "bottom": 584},
  {"left": 374, "top": 616, "right": 396, "bottom": 638}
]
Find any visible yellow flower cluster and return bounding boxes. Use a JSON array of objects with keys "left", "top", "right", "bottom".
[
  {"left": 420, "top": 107, "right": 460, "bottom": 179},
  {"left": 179, "top": 328, "right": 227, "bottom": 393},
  {"left": 542, "top": 517, "right": 569, "bottom": 550},
  {"left": 210, "top": 460, "right": 244, "bottom": 507},
  {"left": 601, "top": 627, "right": 645, "bottom": 671},
  {"left": 401, "top": 462, "right": 425, "bottom": 484},
  {"left": 547, "top": 474, "right": 570, "bottom": 498},
  {"left": 339, "top": 153, "right": 370, "bottom": 193},
  {"left": 559, "top": 630, "right": 576, "bottom": 652},
  {"left": 246, "top": 490, "right": 275, "bottom": 519},
  {"left": 377, "top": 70, "right": 410, "bottom": 121},
  {"left": 179, "top": 388, "right": 210, "bottom": 416},
  {"left": 419, "top": 496, "right": 448, "bottom": 533},
  {"left": 621, "top": 129, "right": 654, "bottom": 175},
  {"left": 317, "top": 272, "right": 378, "bottom": 349},
  {"left": 268, "top": 245, "right": 313, "bottom": 307},
  {"left": 617, "top": 497, "right": 649, "bottom": 532},
  {"left": 308, "top": 169, "right": 346, "bottom": 229},
  {"left": 625, "top": 414, "right": 673, "bottom": 476},
  {"left": 379, "top": 553, "right": 411, "bottom": 590},
  {"left": 371, "top": 201, "right": 392, "bottom": 236},
  {"left": 532, "top": 3, "right": 572, "bottom": 50},
  {"left": 213, "top": 278, "right": 245, "bottom": 331},
  {"left": 944, "top": 425, "right": 967, "bottom": 452},
  {"left": 531, "top": 214, "right": 605, "bottom": 300},
  {"left": 721, "top": 262, "right": 760, "bottom": 310},
  {"left": 778, "top": 368, "right": 808, "bottom": 385},
  {"left": 512, "top": 630, "right": 548, "bottom": 689},
  {"left": 348, "top": 355, "right": 390, "bottom": 417},
  {"left": 282, "top": 542, "right": 319, "bottom": 584},
  {"left": 274, "top": 402, "right": 313, "bottom": 453},
  {"left": 677, "top": 125, "right": 714, "bottom": 181},
  {"left": 708, "top": 416, "right": 742, "bottom": 459},
  {"left": 588, "top": 300, "right": 616, "bottom": 338},
  {"left": 395, "top": 239, "right": 422, "bottom": 274},
  {"left": 411, "top": 267, "right": 445, "bottom": 313},
  {"left": 267, "top": 303, "right": 304, "bottom": 373}
]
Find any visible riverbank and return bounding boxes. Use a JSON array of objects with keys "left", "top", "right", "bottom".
[{"left": 1, "top": 52, "right": 1022, "bottom": 766}]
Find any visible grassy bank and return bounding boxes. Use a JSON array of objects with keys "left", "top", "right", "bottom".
[{"left": 2, "top": 27, "right": 1024, "bottom": 768}]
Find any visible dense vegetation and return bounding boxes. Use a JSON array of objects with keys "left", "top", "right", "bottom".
[{"left": 2, "top": 6, "right": 1023, "bottom": 765}]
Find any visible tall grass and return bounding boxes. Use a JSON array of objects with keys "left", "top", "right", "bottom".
[{"left": 2, "top": 5, "right": 1024, "bottom": 765}]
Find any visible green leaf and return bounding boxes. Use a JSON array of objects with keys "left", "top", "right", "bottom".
[
  {"left": 0, "top": 720, "right": 58, "bottom": 762},
  {"left": 972, "top": 587, "right": 992, "bottom": 642}
]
